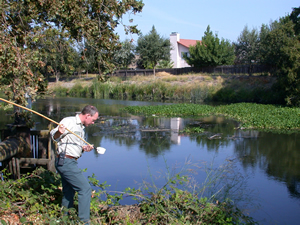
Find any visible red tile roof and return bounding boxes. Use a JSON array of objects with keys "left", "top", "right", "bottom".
[{"left": 178, "top": 39, "right": 201, "bottom": 48}]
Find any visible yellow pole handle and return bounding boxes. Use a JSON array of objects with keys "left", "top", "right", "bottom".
[{"left": 0, "top": 97, "right": 92, "bottom": 146}]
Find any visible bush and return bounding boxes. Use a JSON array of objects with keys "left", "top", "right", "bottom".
[{"left": 1, "top": 162, "right": 257, "bottom": 224}]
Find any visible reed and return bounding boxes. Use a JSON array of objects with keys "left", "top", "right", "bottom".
[
  {"left": 51, "top": 86, "right": 69, "bottom": 97},
  {"left": 53, "top": 80, "right": 219, "bottom": 102},
  {"left": 48, "top": 73, "right": 277, "bottom": 104},
  {"left": 69, "top": 83, "right": 92, "bottom": 98}
]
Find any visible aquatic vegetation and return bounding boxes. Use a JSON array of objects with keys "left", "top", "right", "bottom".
[
  {"left": 180, "top": 126, "right": 205, "bottom": 134},
  {"left": 123, "top": 103, "right": 300, "bottom": 131}
]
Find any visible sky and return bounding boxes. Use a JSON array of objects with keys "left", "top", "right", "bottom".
[{"left": 117, "top": 0, "right": 299, "bottom": 44}]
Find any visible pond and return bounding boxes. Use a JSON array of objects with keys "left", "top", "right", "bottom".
[{"left": 1, "top": 97, "right": 300, "bottom": 225}]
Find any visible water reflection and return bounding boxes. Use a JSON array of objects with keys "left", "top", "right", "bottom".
[
  {"left": 234, "top": 131, "right": 300, "bottom": 199},
  {"left": 91, "top": 116, "right": 186, "bottom": 157}
]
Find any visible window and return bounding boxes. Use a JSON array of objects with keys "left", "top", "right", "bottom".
[{"left": 181, "top": 52, "right": 189, "bottom": 58}]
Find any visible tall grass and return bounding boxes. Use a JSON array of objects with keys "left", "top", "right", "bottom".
[
  {"left": 68, "top": 83, "right": 93, "bottom": 98},
  {"left": 51, "top": 79, "right": 216, "bottom": 102},
  {"left": 51, "top": 86, "right": 69, "bottom": 97},
  {"left": 48, "top": 74, "right": 278, "bottom": 104}
]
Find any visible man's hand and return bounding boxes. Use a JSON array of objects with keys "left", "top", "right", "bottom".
[
  {"left": 82, "top": 145, "right": 94, "bottom": 152},
  {"left": 53, "top": 124, "right": 66, "bottom": 139},
  {"left": 58, "top": 124, "right": 66, "bottom": 134}
]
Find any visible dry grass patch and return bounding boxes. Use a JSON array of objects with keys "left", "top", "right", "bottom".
[
  {"left": 48, "top": 79, "right": 93, "bottom": 90},
  {"left": 156, "top": 71, "right": 173, "bottom": 77}
]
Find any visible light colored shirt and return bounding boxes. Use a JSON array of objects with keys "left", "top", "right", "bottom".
[{"left": 50, "top": 114, "right": 86, "bottom": 158}]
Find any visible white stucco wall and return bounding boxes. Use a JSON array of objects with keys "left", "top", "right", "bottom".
[
  {"left": 178, "top": 44, "right": 190, "bottom": 68},
  {"left": 170, "top": 32, "right": 180, "bottom": 68},
  {"left": 170, "top": 32, "right": 191, "bottom": 68}
]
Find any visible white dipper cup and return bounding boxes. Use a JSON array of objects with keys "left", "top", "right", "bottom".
[{"left": 96, "top": 147, "right": 106, "bottom": 154}]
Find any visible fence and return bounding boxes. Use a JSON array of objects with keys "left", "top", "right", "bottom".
[
  {"left": 47, "top": 64, "right": 275, "bottom": 82},
  {"left": 112, "top": 64, "right": 274, "bottom": 78}
]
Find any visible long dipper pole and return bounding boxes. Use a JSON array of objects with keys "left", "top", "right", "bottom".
[{"left": 0, "top": 97, "right": 92, "bottom": 146}]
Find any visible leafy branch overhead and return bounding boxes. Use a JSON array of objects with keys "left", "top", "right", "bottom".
[{"left": 0, "top": 0, "right": 144, "bottom": 109}]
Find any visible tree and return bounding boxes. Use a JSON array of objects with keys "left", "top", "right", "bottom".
[
  {"left": 235, "top": 27, "right": 260, "bottom": 58},
  {"left": 0, "top": 0, "right": 47, "bottom": 111},
  {"left": 77, "top": 39, "right": 98, "bottom": 76},
  {"left": 257, "top": 23, "right": 271, "bottom": 64},
  {"left": 136, "top": 26, "right": 171, "bottom": 76},
  {"left": 234, "top": 26, "right": 260, "bottom": 75},
  {"left": 156, "top": 59, "right": 174, "bottom": 69},
  {"left": 113, "top": 39, "right": 136, "bottom": 70},
  {"left": 290, "top": 6, "right": 300, "bottom": 37},
  {"left": 0, "top": 0, "right": 143, "bottom": 123},
  {"left": 184, "top": 26, "right": 235, "bottom": 68},
  {"left": 261, "top": 16, "right": 300, "bottom": 106},
  {"left": 38, "top": 28, "right": 77, "bottom": 82}
]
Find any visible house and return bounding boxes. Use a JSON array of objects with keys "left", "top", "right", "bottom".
[{"left": 170, "top": 32, "right": 200, "bottom": 68}]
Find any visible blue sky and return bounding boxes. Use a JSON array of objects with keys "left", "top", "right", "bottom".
[{"left": 117, "top": 0, "right": 299, "bottom": 43}]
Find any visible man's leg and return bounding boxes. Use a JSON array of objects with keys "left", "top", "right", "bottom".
[
  {"left": 56, "top": 158, "right": 92, "bottom": 223},
  {"left": 61, "top": 176, "right": 75, "bottom": 208},
  {"left": 56, "top": 158, "right": 75, "bottom": 209}
]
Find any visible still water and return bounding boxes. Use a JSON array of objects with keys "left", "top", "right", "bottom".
[{"left": 2, "top": 97, "right": 300, "bottom": 225}]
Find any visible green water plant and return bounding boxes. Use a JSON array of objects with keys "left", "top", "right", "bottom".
[
  {"left": 123, "top": 103, "right": 300, "bottom": 132},
  {"left": 181, "top": 126, "right": 205, "bottom": 134}
]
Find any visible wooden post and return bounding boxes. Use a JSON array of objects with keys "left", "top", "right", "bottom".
[
  {"left": 12, "top": 157, "right": 17, "bottom": 179},
  {"left": 8, "top": 159, "right": 13, "bottom": 178},
  {"left": 16, "top": 158, "right": 20, "bottom": 179}
]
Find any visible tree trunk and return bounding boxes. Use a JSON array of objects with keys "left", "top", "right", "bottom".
[
  {"left": 0, "top": 136, "right": 31, "bottom": 162},
  {"left": 55, "top": 71, "right": 60, "bottom": 82},
  {"left": 98, "top": 61, "right": 103, "bottom": 81}
]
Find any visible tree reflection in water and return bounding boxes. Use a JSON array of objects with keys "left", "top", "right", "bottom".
[{"left": 233, "top": 131, "right": 300, "bottom": 200}]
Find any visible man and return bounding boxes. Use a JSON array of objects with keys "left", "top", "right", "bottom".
[{"left": 50, "top": 105, "right": 99, "bottom": 224}]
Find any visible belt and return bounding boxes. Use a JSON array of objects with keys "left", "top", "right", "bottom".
[
  {"left": 56, "top": 154, "right": 78, "bottom": 161},
  {"left": 65, "top": 155, "right": 78, "bottom": 160}
]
